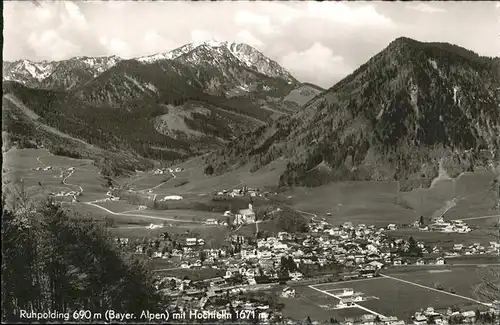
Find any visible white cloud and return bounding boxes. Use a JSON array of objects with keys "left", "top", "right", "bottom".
[
  {"left": 191, "top": 30, "right": 222, "bottom": 43},
  {"left": 272, "top": 4, "right": 302, "bottom": 24},
  {"left": 234, "top": 10, "right": 274, "bottom": 34},
  {"left": 235, "top": 10, "right": 270, "bottom": 25},
  {"left": 3, "top": 1, "right": 497, "bottom": 86},
  {"left": 408, "top": 3, "right": 446, "bottom": 14},
  {"left": 100, "top": 36, "right": 131, "bottom": 58},
  {"left": 62, "top": 2, "right": 88, "bottom": 30},
  {"left": 235, "top": 30, "right": 264, "bottom": 48},
  {"left": 306, "top": 2, "right": 394, "bottom": 27},
  {"left": 28, "top": 30, "right": 80, "bottom": 61},
  {"left": 281, "top": 42, "right": 353, "bottom": 88},
  {"left": 34, "top": 6, "right": 54, "bottom": 22},
  {"left": 142, "top": 30, "right": 176, "bottom": 55}
]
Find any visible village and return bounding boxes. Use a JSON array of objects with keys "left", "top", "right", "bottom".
[
  {"left": 113, "top": 203, "right": 500, "bottom": 325},
  {"left": 29, "top": 164, "right": 498, "bottom": 325}
]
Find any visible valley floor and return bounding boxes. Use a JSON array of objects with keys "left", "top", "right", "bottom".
[{"left": 3, "top": 148, "right": 499, "bottom": 324}]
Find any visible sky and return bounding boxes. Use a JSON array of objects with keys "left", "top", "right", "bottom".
[{"left": 3, "top": 1, "right": 500, "bottom": 88}]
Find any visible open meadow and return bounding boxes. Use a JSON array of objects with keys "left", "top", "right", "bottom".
[
  {"left": 121, "top": 209, "right": 224, "bottom": 221},
  {"left": 3, "top": 148, "right": 107, "bottom": 202},
  {"left": 281, "top": 285, "right": 370, "bottom": 322},
  {"left": 308, "top": 273, "right": 488, "bottom": 321},
  {"left": 383, "top": 266, "right": 497, "bottom": 300},
  {"left": 131, "top": 156, "right": 286, "bottom": 196},
  {"left": 282, "top": 181, "right": 418, "bottom": 226}
]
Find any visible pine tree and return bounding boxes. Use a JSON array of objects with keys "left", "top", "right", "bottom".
[{"left": 2, "top": 195, "right": 166, "bottom": 322}]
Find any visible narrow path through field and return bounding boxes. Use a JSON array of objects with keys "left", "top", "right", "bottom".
[
  {"left": 141, "top": 181, "right": 169, "bottom": 193},
  {"left": 308, "top": 285, "right": 386, "bottom": 317},
  {"left": 432, "top": 197, "right": 457, "bottom": 219},
  {"left": 62, "top": 169, "right": 83, "bottom": 193},
  {"left": 83, "top": 202, "right": 201, "bottom": 224},
  {"left": 455, "top": 214, "right": 500, "bottom": 221},
  {"left": 380, "top": 274, "right": 490, "bottom": 306}
]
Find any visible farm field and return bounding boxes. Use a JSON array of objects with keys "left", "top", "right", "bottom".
[
  {"left": 384, "top": 266, "right": 497, "bottom": 300},
  {"left": 463, "top": 216, "right": 500, "bottom": 228},
  {"left": 108, "top": 226, "right": 167, "bottom": 238},
  {"left": 283, "top": 181, "right": 418, "bottom": 226},
  {"left": 3, "top": 148, "right": 51, "bottom": 170},
  {"left": 127, "top": 174, "right": 173, "bottom": 191},
  {"left": 308, "top": 276, "right": 486, "bottom": 321},
  {"left": 140, "top": 156, "right": 286, "bottom": 196},
  {"left": 281, "top": 285, "right": 369, "bottom": 322},
  {"left": 121, "top": 209, "right": 224, "bottom": 221},
  {"left": 387, "top": 229, "right": 495, "bottom": 248},
  {"left": 95, "top": 200, "right": 143, "bottom": 213},
  {"left": 66, "top": 165, "right": 108, "bottom": 201},
  {"left": 445, "top": 255, "right": 500, "bottom": 264},
  {"left": 3, "top": 148, "right": 108, "bottom": 201}
]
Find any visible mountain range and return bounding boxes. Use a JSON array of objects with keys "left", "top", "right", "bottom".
[{"left": 3, "top": 37, "right": 499, "bottom": 188}]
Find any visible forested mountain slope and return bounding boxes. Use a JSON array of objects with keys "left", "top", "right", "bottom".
[
  {"left": 205, "top": 37, "right": 500, "bottom": 190},
  {"left": 3, "top": 41, "right": 315, "bottom": 176}
]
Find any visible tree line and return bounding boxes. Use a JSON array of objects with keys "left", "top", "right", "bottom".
[{"left": 1, "top": 193, "right": 166, "bottom": 322}]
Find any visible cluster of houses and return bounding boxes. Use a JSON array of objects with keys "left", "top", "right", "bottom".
[
  {"left": 153, "top": 167, "right": 183, "bottom": 175},
  {"left": 204, "top": 218, "right": 220, "bottom": 226},
  {"left": 448, "top": 242, "right": 499, "bottom": 257},
  {"left": 325, "top": 314, "right": 406, "bottom": 325},
  {"left": 111, "top": 206, "right": 499, "bottom": 325},
  {"left": 34, "top": 166, "right": 53, "bottom": 171},
  {"left": 411, "top": 304, "right": 500, "bottom": 325},
  {"left": 99, "top": 190, "right": 120, "bottom": 202},
  {"left": 157, "top": 275, "right": 280, "bottom": 323},
  {"left": 116, "top": 214, "right": 493, "bottom": 281},
  {"left": 159, "top": 195, "right": 183, "bottom": 201},
  {"left": 329, "top": 288, "right": 375, "bottom": 309},
  {"left": 420, "top": 217, "right": 472, "bottom": 233},
  {"left": 216, "top": 186, "right": 263, "bottom": 198},
  {"left": 52, "top": 190, "right": 78, "bottom": 200}
]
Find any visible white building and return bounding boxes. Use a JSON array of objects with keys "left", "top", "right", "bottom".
[
  {"left": 387, "top": 224, "right": 397, "bottom": 231},
  {"left": 205, "top": 218, "right": 218, "bottom": 225},
  {"left": 161, "top": 195, "right": 183, "bottom": 201},
  {"left": 234, "top": 204, "right": 256, "bottom": 225},
  {"left": 281, "top": 287, "right": 296, "bottom": 298},
  {"left": 435, "top": 257, "right": 446, "bottom": 265}
]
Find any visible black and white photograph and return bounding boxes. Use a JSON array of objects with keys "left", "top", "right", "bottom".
[{"left": 2, "top": 1, "right": 500, "bottom": 324}]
